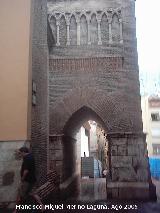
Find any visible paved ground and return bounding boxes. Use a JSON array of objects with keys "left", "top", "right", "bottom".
[
  {"left": 152, "top": 178, "right": 160, "bottom": 201},
  {"left": 78, "top": 178, "right": 106, "bottom": 201},
  {"left": 1, "top": 178, "right": 160, "bottom": 213}
]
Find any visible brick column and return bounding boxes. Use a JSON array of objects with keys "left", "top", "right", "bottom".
[
  {"left": 108, "top": 20, "right": 112, "bottom": 44},
  {"left": 56, "top": 21, "right": 60, "bottom": 46},
  {"left": 87, "top": 19, "right": 91, "bottom": 45},
  {"left": 97, "top": 19, "right": 102, "bottom": 45},
  {"left": 76, "top": 18, "right": 80, "bottom": 46},
  {"left": 66, "top": 19, "right": 70, "bottom": 46},
  {"left": 119, "top": 19, "right": 123, "bottom": 44}
]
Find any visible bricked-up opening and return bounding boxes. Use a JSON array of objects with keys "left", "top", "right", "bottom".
[{"left": 60, "top": 106, "right": 109, "bottom": 200}]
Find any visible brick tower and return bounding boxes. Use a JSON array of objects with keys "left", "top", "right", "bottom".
[{"left": 45, "top": 0, "right": 155, "bottom": 199}]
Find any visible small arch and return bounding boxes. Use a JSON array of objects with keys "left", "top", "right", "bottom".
[
  {"left": 101, "top": 13, "right": 109, "bottom": 44},
  {"left": 112, "top": 11, "right": 119, "bottom": 19},
  {"left": 70, "top": 15, "right": 77, "bottom": 45},
  {"left": 49, "top": 15, "right": 57, "bottom": 44},
  {"left": 90, "top": 13, "right": 98, "bottom": 44},
  {"left": 59, "top": 15, "right": 67, "bottom": 46},
  {"left": 80, "top": 15, "right": 88, "bottom": 45},
  {"left": 58, "top": 13, "right": 64, "bottom": 20},
  {"left": 80, "top": 13, "right": 87, "bottom": 20},
  {"left": 111, "top": 13, "right": 120, "bottom": 42}
]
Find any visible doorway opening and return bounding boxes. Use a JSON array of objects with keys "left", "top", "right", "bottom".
[
  {"left": 60, "top": 106, "right": 111, "bottom": 201},
  {"left": 76, "top": 120, "right": 109, "bottom": 178},
  {"left": 75, "top": 120, "right": 109, "bottom": 200}
]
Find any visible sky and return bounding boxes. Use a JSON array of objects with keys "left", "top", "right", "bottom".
[{"left": 135, "top": 0, "right": 160, "bottom": 94}]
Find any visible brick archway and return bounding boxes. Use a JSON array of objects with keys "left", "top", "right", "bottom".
[
  {"left": 49, "top": 93, "right": 112, "bottom": 196},
  {"left": 49, "top": 87, "right": 151, "bottom": 200}
]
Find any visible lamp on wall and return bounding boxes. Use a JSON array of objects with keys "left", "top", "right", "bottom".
[{"left": 32, "top": 81, "right": 37, "bottom": 106}]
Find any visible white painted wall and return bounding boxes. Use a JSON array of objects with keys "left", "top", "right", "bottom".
[
  {"left": 141, "top": 95, "right": 160, "bottom": 156},
  {"left": 80, "top": 127, "right": 89, "bottom": 157},
  {"left": 89, "top": 121, "right": 98, "bottom": 154}
]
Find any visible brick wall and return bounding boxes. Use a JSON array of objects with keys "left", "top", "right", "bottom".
[
  {"left": 49, "top": 85, "right": 142, "bottom": 135},
  {"left": 48, "top": 0, "right": 142, "bottom": 135},
  {"left": 31, "top": 0, "right": 49, "bottom": 185}
]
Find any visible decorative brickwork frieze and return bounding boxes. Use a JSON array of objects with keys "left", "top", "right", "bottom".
[{"left": 49, "top": 57, "right": 123, "bottom": 73}]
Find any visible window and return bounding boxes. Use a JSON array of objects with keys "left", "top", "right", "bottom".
[
  {"left": 153, "top": 144, "right": 160, "bottom": 155},
  {"left": 151, "top": 113, "right": 160, "bottom": 121}
]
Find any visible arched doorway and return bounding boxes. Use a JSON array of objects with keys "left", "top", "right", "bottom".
[
  {"left": 49, "top": 88, "right": 151, "bottom": 200},
  {"left": 50, "top": 106, "right": 111, "bottom": 200},
  {"left": 63, "top": 106, "right": 110, "bottom": 200}
]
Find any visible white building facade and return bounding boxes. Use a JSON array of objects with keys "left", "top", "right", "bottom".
[{"left": 141, "top": 95, "right": 160, "bottom": 156}]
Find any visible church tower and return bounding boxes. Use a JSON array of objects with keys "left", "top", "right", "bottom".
[{"left": 46, "top": 0, "right": 155, "bottom": 200}]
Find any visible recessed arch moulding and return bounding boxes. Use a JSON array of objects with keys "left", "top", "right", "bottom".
[{"left": 50, "top": 87, "right": 142, "bottom": 136}]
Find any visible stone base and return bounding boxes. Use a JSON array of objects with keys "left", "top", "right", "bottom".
[
  {"left": 107, "top": 182, "right": 150, "bottom": 200},
  {"left": 60, "top": 173, "right": 80, "bottom": 200},
  {"left": 49, "top": 135, "right": 77, "bottom": 182}
]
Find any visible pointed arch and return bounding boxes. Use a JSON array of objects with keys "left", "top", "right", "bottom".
[
  {"left": 80, "top": 15, "right": 88, "bottom": 45},
  {"left": 90, "top": 14, "right": 98, "bottom": 44},
  {"left": 70, "top": 14, "right": 77, "bottom": 45},
  {"left": 63, "top": 106, "right": 106, "bottom": 137},
  {"left": 112, "top": 13, "right": 120, "bottom": 42},
  {"left": 101, "top": 13, "right": 109, "bottom": 44},
  {"left": 59, "top": 15, "right": 67, "bottom": 46}
]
